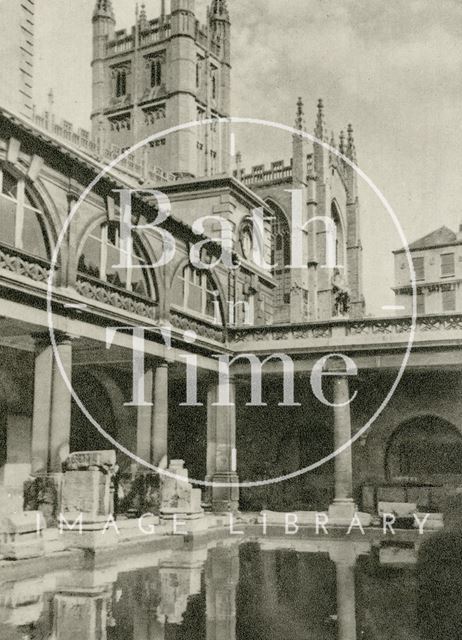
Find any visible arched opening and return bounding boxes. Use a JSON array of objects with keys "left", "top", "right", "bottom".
[
  {"left": 71, "top": 375, "right": 118, "bottom": 453},
  {"left": 78, "top": 222, "right": 154, "bottom": 298},
  {"left": 330, "top": 200, "right": 345, "bottom": 268},
  {"left": 171, "top": 264, "right": 223, "bottom": 324},
  {"left": 0, "top": 166, "right": 50, "bottom": 259},
  {"left": 266, "top": 200, "right": 291, "bottom": 324},
  {"left": 386, "top": 416, "right": 462, "bottom": 483}
]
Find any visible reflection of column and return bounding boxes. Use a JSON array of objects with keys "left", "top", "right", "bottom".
[
  {"left": 31, "top": 333, "right": 72, "bottom": 474},
  {"left": 151, "top": 363, "right": 168, "bottom": 466},
  {"left": 206, "top": 546, "right": 239, "bottom": 640},
  {"left": 158, "top": 549, "right": 206, "bottom": 626},
  {"left": 330, "top": 375, "right": 354, "bottom": 513},
  {"left": 210, "top": 377, "right": 239, "bottom": 512},
  {"left": 329, "top": 547, "right": 358, "bottom": 640},
  {"left": 132, "top": 573, "right": 164, "bottom": 640},
  {"left": 54, "top": 591, "right": 111, "bottom": 640}
]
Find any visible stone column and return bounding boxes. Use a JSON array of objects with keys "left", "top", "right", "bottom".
[
  {"left": 136, "top": 367, "right": 154, "bottom": 465},
  {"left": 151, "top": 363, "right": 168, "bottom": 467},
  {"left": 328, "top": 373, "right": 356, "bottom": 524},
  {"left": 205, "top": 381, "right": 217, "bottom": 506},
  {"left": 31, "top": 333, "right": 72, "bottom": 475},
  {"left": 49, "top": 335, "right": 73, "bottom": 473},
  {"left": 333, "top": 376, "right": 354, "bottom": 504},
  {"left": 206, "top": 545, "right": 239, "bottom": 640},
  {"left": 210, "top": 377, "right": 239, "bottom": 512}
]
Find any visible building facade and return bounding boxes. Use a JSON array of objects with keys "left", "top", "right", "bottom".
[
  {"left": 394, "top": 225, "right": 462, "bottom": 315},
  {"left": 0, "top": 0, "right": 461, "bottom": 523}
]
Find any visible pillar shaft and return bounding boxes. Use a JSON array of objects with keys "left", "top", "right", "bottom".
[
  {"left": 209, "top": 378, "right": 239, "bottom": 512},
  {"left": 332, "top": 377, "right": 353, "bottom": 503},
  {"left": 31, "top": 335, "right": 72, "bottom": 474},
  {"left": 49, "top": 338, "right": 72, "bottom": 472},
  {"left": 151, "top": 363, "right": 168, "bottom": 466},
  {"left": 136, "top": 367, "right": 154, "bottom": 464}
]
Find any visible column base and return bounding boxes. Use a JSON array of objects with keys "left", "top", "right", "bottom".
[
  {"left": 328, "top": 500, "right": 372, "bottom": 527},
  {"left": 212, "top": 472, "right": 239, "bottom": 513}
]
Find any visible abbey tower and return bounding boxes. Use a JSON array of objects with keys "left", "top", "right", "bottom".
[{"left": 91, "top": 0, "right": 231, "bottom": 178}]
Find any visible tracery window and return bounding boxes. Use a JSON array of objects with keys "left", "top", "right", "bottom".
[
  {"left": 151, "top": 59, "right": 162, "bottom": 88},
  {"left": 0, "top": 167, "right": 49, "bottom": 259},
  {"left": 116, "top": 69, "right": 127, "bottom": 97}
]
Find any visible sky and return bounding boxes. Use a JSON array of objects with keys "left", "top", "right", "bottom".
[{"left": 33, "top": 0, "right": 462, "bottom": 315}]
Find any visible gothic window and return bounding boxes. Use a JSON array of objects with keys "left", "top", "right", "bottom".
[
  {"left": 78, "top": 223, "right": 151, "bottom": 297},
  {"left": 0, "top": 167, "right": 50, "bottom": 259},
  {"left": 150, "top": 59, "right": 162, "bottom": 88},
  {"left": 171, "top": 265, "right": 222, "bottom": 322},
  {"left": 196, "top": 55, "right": 203, "bottom": 88},
  {"left": 211, "top": 66, "right": 218, "bottom": 100},
  {"left": 267, "top": 201, "right": 291, "bottom": 313},
  {"left": 331, "top": 201, "right": 344, "bottom": 267},
  {"left": 115, "top": 69, "right": 127, "bottom": 97}
]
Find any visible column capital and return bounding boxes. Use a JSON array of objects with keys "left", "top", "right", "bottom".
[{"left": 32, "top": 330, "right": 74, "bottom": 350}]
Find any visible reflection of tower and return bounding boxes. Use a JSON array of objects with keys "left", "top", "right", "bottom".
[{"left": 205, "top": 545, "right": 239, "bottom": 640}]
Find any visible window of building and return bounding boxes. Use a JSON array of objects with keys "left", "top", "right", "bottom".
[
  {"left": 442, "top": 288, "right": 456, "bottom": 312},
  {"left": 0, "top": 167, "right": 49, "bottom": 259},
  {"left": 416, "top": 291, "right": 425, "bottom": 315},
  {"left": 412, "top": 256, "right": 425, "bottom": 281},
  {"left": 211, "top": 66, "right": 218, "bottom": 100},
  {"left": 267, "top": 202, "right": 291, "bottom": 316},
  {"left": 196, "top": 55, "right": 203, "bottom": 88},
  {"left": 116, "top": 69, "right": 127, "bottom": 97},
  {"left": 441, "top": 252, "right": 455, "bottom": 278},
  {"left": 171, "top": 265, "right": 221, "bottom": 322},
  {"left": 150, "top": 59, "right": 162, "bottom": 88},
  {"left": 78, "top": 223, "right": 150, "bottom": 296}
]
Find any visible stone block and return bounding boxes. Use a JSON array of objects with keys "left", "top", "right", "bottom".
[
  {"left": 161, "top": 460, "right": 203, "bottom": 518},
  {"left": 0, "top": 511, "right": 45, "bottom": 560},
  {"left": 378, "top": 502, "right": 417, "bottom": 518}
]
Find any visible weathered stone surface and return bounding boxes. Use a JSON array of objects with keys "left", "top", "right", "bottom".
[
  {"left": 0, "top": 511, "right": 45, "bottom": 560},
  {"left": 161, "top": 460, "right": 203, "bottom": 518}
]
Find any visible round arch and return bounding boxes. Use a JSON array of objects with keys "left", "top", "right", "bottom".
[
  {"left": 71, "top": 371, "right": 122, "bottom": 455},
  {"left": 0, "top": 162, "right": 56, "bottom": 260},
  {"left": 169, "top": 257, "right": 228, "bottom": 327},
  {"left": 385, "top": 415, "right": 462, "bottom": 482},
  {"left": 76, "top": 215, "right": 159, "bottom": 302}
]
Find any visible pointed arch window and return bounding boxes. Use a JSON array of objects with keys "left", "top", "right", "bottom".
[
  {"left": 150, "top": 59, "right": 162, "bottom": 88},
  {"left": 0, "top": 167, "right": 50, "bottom": 259},
  {"left": 116, "top": 69, "right": 127, "bottom": 97},
  {"left": 267, "top": 201, "right": 291, "bottom": 316},
  {"left": 78, "top": 223, "right": 151, "bottom": 297},
  {"left": 171, "top": 265, "right": 221, "bottom": 322}
]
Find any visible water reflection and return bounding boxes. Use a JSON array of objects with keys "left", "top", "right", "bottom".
[{"left": 0, "top": 534, "right": 460, "bottom": 640}]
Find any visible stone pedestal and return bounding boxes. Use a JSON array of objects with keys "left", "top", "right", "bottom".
[
  {"left": 158, "top": 550, "right": 206, "bottom": 625},
  {"left": 60, "top": 451, "right": 117, "bottom": 549},
  {"left": 160, "top": 460, "right": 203, "bottom": 522}
]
